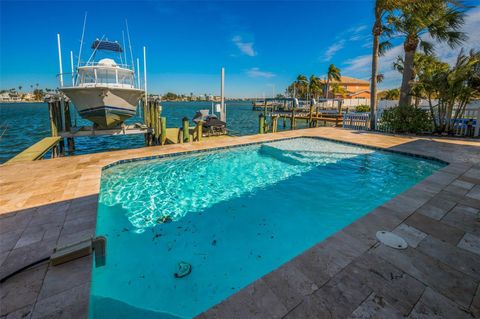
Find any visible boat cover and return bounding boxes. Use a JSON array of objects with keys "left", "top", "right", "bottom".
[{"left": 91, "top": 40, "right": 123, "bottom": 52}]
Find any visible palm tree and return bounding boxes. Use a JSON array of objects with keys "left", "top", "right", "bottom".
[
  {"left": 383, "top": 88, "right": 400, "bottom": 100},
  {"left": 18, "top": 85, "right": 22, "bottom": 92},
  {"left": 331, "top": 83, "right": 347, "bottom": 99},
  {"left": 324, "top": 64, "right": 341, "bottom": 98},
  {"left": 387, "top": 1, "right": 467, "bottom": 107},
  {"left": 309, "top": 75, "right": 322, "bottom": 100},
  {"left": 370, "top": 0, "right": 398, "bottom": 129},
  {"left": 295, "top": 74, "right": 308, "bottom": 99}
]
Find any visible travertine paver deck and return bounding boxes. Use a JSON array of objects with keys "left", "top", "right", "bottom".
[{"left": 1, "top": 127, "right": 479, "bottom": 318}]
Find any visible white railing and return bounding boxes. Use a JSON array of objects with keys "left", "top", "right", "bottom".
[
  {"left": 316, "top": 98, "right": 369, "bottom": 109},
  {"left": 343, "top": 112, "right": 370, "bottom": 130}
]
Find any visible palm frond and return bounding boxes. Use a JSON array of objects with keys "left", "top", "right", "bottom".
[
  {"left": 419, "top": 40, "right": 434, "bottom": 55},
  {"left": 379, "top": 41, "right": 392, "bottom": 56}
]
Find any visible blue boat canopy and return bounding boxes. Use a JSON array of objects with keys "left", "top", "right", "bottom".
[{"left": 91, "top": 40, "right": 123, "bottom": 53}]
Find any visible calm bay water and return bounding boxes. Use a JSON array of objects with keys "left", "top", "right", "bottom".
[{"left": 0, "top": 101, "right": 303, "bottom": 164}]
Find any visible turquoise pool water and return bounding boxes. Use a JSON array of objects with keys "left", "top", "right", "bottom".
[{"left": 91, "top": 138, "right": 444, "bottom": 318}]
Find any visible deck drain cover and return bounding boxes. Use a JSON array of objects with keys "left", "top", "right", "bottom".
[{"left": 376, "top": 231, "right": 408, "bottom": 249}]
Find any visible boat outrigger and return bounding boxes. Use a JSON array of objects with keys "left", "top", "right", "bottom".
[{"left": 59, "top": 39, "right": 144, "bottom": 128}]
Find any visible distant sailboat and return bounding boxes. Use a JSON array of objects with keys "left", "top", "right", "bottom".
[{"left": 60, "top": 39, "right": 144, "bottom": 128}]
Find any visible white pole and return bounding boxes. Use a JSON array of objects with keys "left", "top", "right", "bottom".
[
  {"left": 57, "top": 33, "right": 64, "bottom": 87},
  {"left": 136, "top": 58, "right": 141, "bottom": 88},
  {"left": 220, "top": 67, "right": 225, "bottom": 122},
  {"left": 122, "top": 31, "right": 127, "bottom": 66},
  {"left": 143, "top": 46, "right": 147, "bottom": 103},
  {"left": 70, "top": 51, "right": 74, "bottom": 86}
]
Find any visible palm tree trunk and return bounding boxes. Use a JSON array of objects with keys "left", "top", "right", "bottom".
[
  {"left": 370, "top": 20, "right": 381, "bottom": 130},
  {"left": 399, "top": 36, "right": 418, "bottom": 107},
  {"left": 325, "top": 79, "right": 330, "bottom": 99}
]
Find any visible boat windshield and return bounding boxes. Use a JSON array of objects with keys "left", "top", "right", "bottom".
[{"left": 75, "top": 67, "right": 135, "bottom": 87}]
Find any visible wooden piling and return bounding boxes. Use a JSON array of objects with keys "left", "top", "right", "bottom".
[
  {"left": 290, "top": 108, "right": 296, "bottom": 130},
  {"left": 63, "top": 100, "right": 75, "bottom": 152},
  {"left": 308, "top": 104, "right": 313, "bottom": 127},
  {"left": 196, "top": 121, "right": 203, "bottom": 141},
  {"left": 160, "top": 117, "right": 167, "bottom": 145},
  {"left": 271, "top": 115, "right": 278, "bottom": 133},
  {"left": 259, "top": 113, "right": 265, "bottom": 134},
  {"left": 47, "top": 100, "right": 61, "bottom": 158},
  {"left": 182, "top": 117, "right": 190, "bottom": 142}
]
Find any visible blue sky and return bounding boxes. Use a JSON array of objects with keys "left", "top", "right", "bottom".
[{"left": 1, "top": 1, "right": 479, "bottom": 97}]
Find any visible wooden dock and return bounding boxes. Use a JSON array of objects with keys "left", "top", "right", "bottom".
[{"left": 5, "top": 137, "right": 62, "bottom": 164}]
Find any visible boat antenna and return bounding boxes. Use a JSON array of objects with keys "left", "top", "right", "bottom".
[
  {"left": 77, "top": 12, "right": 87, "bottom": 68},
  {"left": 143, "top": 46, "right": 147, "bottom": 97},
  {"left": 125, "top": 19, "right": 135, "bottom": 72},
  {"left": 136, "top": 58, "right": 141, "bottom": 88},
  {"left": 70, "top": 51, "right": 74, "bottom": 85},
  {"left": 122, "top": 30, "right": 127, "bottom": 67}
]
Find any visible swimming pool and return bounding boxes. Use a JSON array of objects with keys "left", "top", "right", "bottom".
[{"left": 91, "top": 138, "right": 444, "bottom": 318}]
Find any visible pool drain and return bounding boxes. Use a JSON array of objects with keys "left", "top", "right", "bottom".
[
  {"left": 174, "top": 261, "right": 192, "bottom": 278},
  {"left": 376, "top": 231, "right": 408, "bottom": 249}
]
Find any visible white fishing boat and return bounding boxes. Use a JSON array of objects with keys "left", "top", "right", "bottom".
[
  {"left": 59, "top": 39, "right": 144, "bottom": 128},
  {"left": 59, "top": 21, "right": 145, "bottom": 128}
]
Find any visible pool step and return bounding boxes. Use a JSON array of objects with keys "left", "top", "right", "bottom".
[{"left": 259, "top": 138, "right": 374, "bottom": 166}]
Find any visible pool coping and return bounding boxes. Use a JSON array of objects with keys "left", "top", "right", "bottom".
[{"left": 1, "top": 127, "right": 479, "bottom": 318}]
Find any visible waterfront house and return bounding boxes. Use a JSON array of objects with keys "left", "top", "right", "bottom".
[
  {"left": 0, "top": 92, "right": 20, "bottom": 102},
  {"left": 321, "top": 76, "right": 371, "bottom": 99}
]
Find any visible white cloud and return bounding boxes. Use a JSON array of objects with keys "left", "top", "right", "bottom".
[
  {"left": 323, "top": 40, "right": 345, "bottom": 61},
  {"left": 232, "top": 36, "right": 256, "bottom": 57},
  {"left": 321, "top": 24, "right": 369, "bottom": 61},
  {"left": 341, "top": 44, "right": 404, "bottom": 88},
  {"left": 349, "top": 25, "right": 368, "bottom": 34},
  {"left": 246, "top": 67, "right": 275, "bottom": 78}
]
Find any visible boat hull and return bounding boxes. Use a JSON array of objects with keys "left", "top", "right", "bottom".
[{"left": 60, "top": 86, "right": 144, "bottom": 128}]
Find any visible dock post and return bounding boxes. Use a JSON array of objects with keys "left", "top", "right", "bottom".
[
  {"left": 258, "top": 113, "right": 265, "bottom": 134},
  {"left": 47, "top": 99, "right": 60, "bottom": 158},
  {"left": 143, "top": 98, "right": 149, "bottom": 146},
  {"left": 308, "top": 104, "right": 313, "bottom": 127},
  {"left": 272, "top": 115, "right": 278, "bottom": 133},
  {"left": 290, "top": 108, "right": 295, "bottom": 130},
  {"left": 63, "top": 100, "right": 75, "bottom": 152},
  {"left": 160, "top": 117, "right": 167, "bottom": 145},
  {"left": 182, "top": 117, "right": 190, "bottom": 142},
  {"left": 196, "top": 121, "right": 203, "bottom": 141},
  {"left": 156, "top": 102, "right": 162, "bottom": 145},
  {"left": 152, "top": 102, "right": 158, "bottom": 144}
]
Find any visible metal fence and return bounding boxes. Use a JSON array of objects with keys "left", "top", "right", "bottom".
[{"left": 343, "top": 112, "right": 370, "bottom": 130}]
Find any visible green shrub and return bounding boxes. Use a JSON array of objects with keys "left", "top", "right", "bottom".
[
  {"left": 380, "top": 105, "right": 432, "bottom": 133},
  {"left": 354, "top": 105, "right": 370, "bottom": 112}
]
